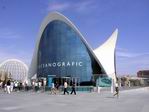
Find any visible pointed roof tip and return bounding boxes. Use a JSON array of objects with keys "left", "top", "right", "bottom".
[
  {"left": 114, "top": 28, "right": 118, "bottom": 34},
  {"left": 47, "top": 11, "right": 64, "bottom": 17},
  {"left": 49, "top": 11, "right": 61, "bottom": 14},
  {"left": 111, "top": 28, "right": 118, "bottom": 38},
  {"left": 42, "top": 11, "right": 67, "bottom": 24},
  {"left": 44, "top": 11, "right": 68, "bottom": 22}
]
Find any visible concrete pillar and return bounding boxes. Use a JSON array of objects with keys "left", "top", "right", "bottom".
[
  {"left": 97, "top": 86, "right": 101, "bottom": 93},
  {"left": 111, "top": 79, "right": 114, "bottom": 93}
]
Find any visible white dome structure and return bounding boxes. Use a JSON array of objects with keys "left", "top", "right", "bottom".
[{"left": 0, "top": 59, "right": 28, "bottom": 82}]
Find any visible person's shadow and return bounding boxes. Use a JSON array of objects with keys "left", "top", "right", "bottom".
[{"left": 105, "top": 96, "right": 115, "bottom": 98}]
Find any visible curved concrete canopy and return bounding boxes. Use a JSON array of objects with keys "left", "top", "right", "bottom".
[{"left": 94, "top": 29, "right": 118, "bottom": 81}]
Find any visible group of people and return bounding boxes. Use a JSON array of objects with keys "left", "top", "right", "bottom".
[
  {"left": 0, "top": 80, "right": 29, "bottom": 94},
  {"left": 63, "top": 81, "right": 76, "bottom": 95},
  {"left": 50, "top": 81, "right": 76, "bottom": 95},
  {"left": 32, "top": 80, "right": 43, "bottom": 92},
  {"left": 0, "top": 79, "right": 119, "bottom": 97}
]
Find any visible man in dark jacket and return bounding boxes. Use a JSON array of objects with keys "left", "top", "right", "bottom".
[
  {"left": 6, "top": 80, "right": 11, "bottom": 94},
  {"left": 70, "top": 82, "right": 76, "bottom": 95}
]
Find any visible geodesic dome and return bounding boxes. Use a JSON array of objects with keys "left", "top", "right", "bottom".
[{"left": 0, "top": 59, "right": 28, "bottom": 82}]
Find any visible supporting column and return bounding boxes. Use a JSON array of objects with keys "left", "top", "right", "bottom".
[
  {"left": 97, "top": 86, "right": 101, "bottom": 93},
  {"left": 111, "top": 78, "right": 114, "bottom": 93}
]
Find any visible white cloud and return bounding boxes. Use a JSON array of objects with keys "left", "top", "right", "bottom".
[
  {"left": 0, "top": 28, "right": 29, "bottom": 65},
  {"left": 47, "top": 0, "right": 95, "bottom": 13},
  {"left": 117, "top": 51, "right": 140, "bottom": 58},
  {"left": 0, "top": 28, "right": 21, "bottom": 39},
  {"left": 116, "top": 47, "right": 149, "bottom": 58},
  {"left": 47, "top": 2, "right": 70, "bottom": 11},
  {"left": 0, "top": 28, "right": 32, "bottom": 67},
  {"left": 117, "top": 55, "right": 149, "bottom": 75},
  {"left": 0, "top": 46, "right": 31, "bottom": 66},
  {"left": 116, "top": 47, "right": 149, "bottom": 75},
  {"left": 74, "top": 1, "right": 95, "bottom": 12}
]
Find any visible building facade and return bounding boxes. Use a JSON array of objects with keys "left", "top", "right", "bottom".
[
  {"left": 29, "top": 12, "right": 118, "bottom": 85},
  {"left": 137, "top": 70, "right": 149, "bottom": 78}
]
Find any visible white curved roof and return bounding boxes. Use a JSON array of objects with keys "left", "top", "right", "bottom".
[
  {"left": 0, "top": 59, "right": 28, "bottom": 70},
  {"left": 0, "top": 59, "right": 28, "bottom": 81},
  {"left": 94, "top": 29, "right": 118, "bottom": 80},
  {"left": 29, "top": 12, "right": 105, "bottom": 78}
]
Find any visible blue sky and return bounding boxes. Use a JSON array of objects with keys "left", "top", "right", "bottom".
[{"left": 0, "top": 0, "right": 149, "bottom": 76}]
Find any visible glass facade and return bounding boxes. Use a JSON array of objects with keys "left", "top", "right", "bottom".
[{"left": 37, "top": 20, "right": 105, "bottom": 83}]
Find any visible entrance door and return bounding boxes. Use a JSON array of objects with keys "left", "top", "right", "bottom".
[
  {"left": 47, "top": 75, "right": 55, "bottom": 87},
  {"left": 52, "top": 77, "right": 80, "bottom": 86}
]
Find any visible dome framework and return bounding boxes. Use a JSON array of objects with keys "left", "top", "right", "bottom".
[{"left": 0, "top": 59, "right": 28, "bottom": 82}]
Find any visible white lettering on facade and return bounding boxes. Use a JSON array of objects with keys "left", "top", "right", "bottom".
[
  {"left": 72, "top": 62, "right": 75, "bottom": 66},
  {"left": 52, "top": 63, "right": 56, "bottom": 67},
  {"left": 48, "top": 63, "right": 51, "bottom": 67},
  {"left": 62, "top": 62, "right": 65, "bottom": 67},
  {"left": 38, "top": 61, "right": 83, "bottom": 68},
  {"left": 79, "top": 62, "right": 83, "bottom": 66},
  {"left": 57, "top": 62, "right": 61, "bottom": 67},
  {"left": 67, "top": 62, "right": 70, "bottom": 66}
]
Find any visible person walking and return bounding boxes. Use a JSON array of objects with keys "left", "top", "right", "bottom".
[
  {"left": 50, "top": 82, "right": 56, "bottom": 95},
  {"left": 10, "top": 81, "right": 14, "bottom": 92},
  {"left": 63, "top": 81, "right": 69, "bottom": 95},
  {"left": 43, "top": 79, "right": 47, "bottom": 92},
  {"left": 35, "top": 81, "right": 38, "bottom": 92},
  {"left": 70, "top": 82, "right": 76, "bottom": 95},
  {"left": 113, "top": 83, "right": 119, "bottom": 98},
  {"left": 38, "top": 81, "right": 42, "bottom": 91},
  {"left": 14, "top": 81, "right": 18, "bottom": 92},
  {"left": 0, "top": 81, "right": 3, "bottom": 89},
  {"left": 25, "top": 81, "right": 29, "bottom": 91},
  {"left": 6, "top": 80, "right": 11, "bottom": 94}
]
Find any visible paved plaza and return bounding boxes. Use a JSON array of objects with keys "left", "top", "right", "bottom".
[{"left": 0, "top": 87, "right": 149, "bottom": 112}]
